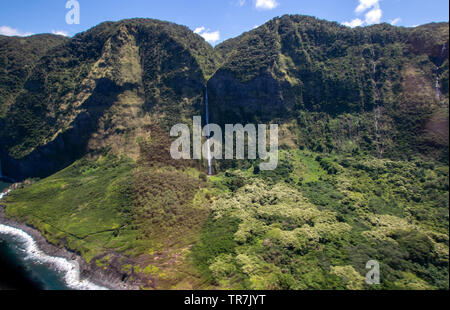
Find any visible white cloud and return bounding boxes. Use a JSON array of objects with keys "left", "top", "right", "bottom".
[
  {"left": 0, "top": 26, "right": 33, "bottom": 37},
  {"left": 342, "top": 18, "right": 364, "bottom": 28},
  {"left": 355, "top": 0, "right": 379, "bottom": 14},
  {"left": 342, "top": 0, "right": 386, "bottom": 27},
  {"left": 201, "top": 31, "right": 220, "bottom": 44},
  {"left": 194, "top": 26, "right": 206, "bottom": 34},
  {"left": 51, "top": 30, "right": 69, "bottom": 37},
  {"left": 255, "top": 0, "right": 279, "bottom": 10},
  {"left": 236, "top": 0, "right": 279, "bottom": 11},
  {"left": 390, "top": 18, "right": 402, "bottom": 26},
  {"left": 194, "top": 26, "right": 220, "bottom": 44},
  {"left": 365, "top": 6, "right": 382, "bottom": 24}
]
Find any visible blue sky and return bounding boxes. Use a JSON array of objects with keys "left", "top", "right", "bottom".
[{"left": 0, "top": 0, "right": 448, "bottom": 45}]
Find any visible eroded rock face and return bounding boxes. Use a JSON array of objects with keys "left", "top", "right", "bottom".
[
  {"left": 0, "top": 20, "right": 215, "bottom": 180},
  {"left": 209, "top": 16, "right": 449, "bottom": 160},
  {"left": 208, "top": 71, "right": 288, "bottom": 125},
  {"left": 1, "top": 78, "right": 128, "bottom": 180},
  {"left": 0, "top": 16, "right": 449, "bottom": 180}
]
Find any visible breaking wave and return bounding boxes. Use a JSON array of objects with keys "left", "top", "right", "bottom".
[{"left": 0, "top": 190, "right": 107, "bottom": 290}]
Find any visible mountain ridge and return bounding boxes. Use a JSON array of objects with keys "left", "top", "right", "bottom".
[
  {"left": 0, "top": 15, "right": 448, "bottom": 291},
  {"left": 1, "top": 15, "right": 448, "bottom": 179}
]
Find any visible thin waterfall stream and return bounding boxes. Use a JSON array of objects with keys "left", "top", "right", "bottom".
[
  {"left": 435, "top": 43, "right": 447, "bottom": 101},
  {"left": 205, "top": 86, "right": 213, "bottom": 175}
]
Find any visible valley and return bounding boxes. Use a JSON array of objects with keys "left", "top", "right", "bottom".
[{"left": 0, "top": 15, "right": 448, "bottom": 290}]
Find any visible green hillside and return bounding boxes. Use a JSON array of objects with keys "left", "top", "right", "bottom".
[
  {"left": 0, "top": 16, "right": 448, "bottom": 290},
  {"left": 209, "top": 16, "right": 449, "bottom": 161}
]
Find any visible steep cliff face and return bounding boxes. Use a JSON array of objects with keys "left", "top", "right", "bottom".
[
  {"left": 0, "top": 19, "right": 218, "bottom": 180},
  {"left": 1, "top": 16, "right": 449, "bottom": 291},
  {"left": 0, "top": 16, "right": 448, "bottom": 180},
  {"left": 209, "top": 15, "right": 449, "bottom": 160},
  {"left": 0, "top": 34, "right": 69, "bottom": 118}
]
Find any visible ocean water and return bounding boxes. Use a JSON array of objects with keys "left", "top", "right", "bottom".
[
  {"left": 0, "top": 180, "right": 11, "bottom": 192},
  {"left": 0, "top": 184, "right": 66, "bottom": 290},
  {"left": 0, "top": 233, "right": 70, "bottom": 290},
  {"left": 0, "top": 190, "right": 107, "bottom": 291}
]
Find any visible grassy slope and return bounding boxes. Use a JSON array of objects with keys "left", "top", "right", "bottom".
[
  {"left": 4, "top": 156, "right": 135, "bottom": 262},
  {"left": 3, "top": 138, "right": 214, "bottom": 289},
  {"left": 3, "top": 149, "right": 448, "bottom": 290},
  {"left": 1, "top": 16, "right": 448, "bottom": 290}
]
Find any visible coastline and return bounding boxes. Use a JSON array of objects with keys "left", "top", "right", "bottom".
[{"left": 0, "top": 190, "right": 139, "bottom": 291}]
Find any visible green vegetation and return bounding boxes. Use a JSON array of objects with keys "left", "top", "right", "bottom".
[
  {"left": 5, "top": 148, "right": 447, "bottom": 289},
  {"left": 210, "top": 16, "right": 449, "bottom": 161},
  {"left": 191, "top": 150, "right": 449, "bottom": 290},
  {"left": 0, "top": 19, "right": 219, "bottom": 164},
  {"left": 0, "top": 15, "right": 448, "bottom": 290},
  {"left": 0, "top": 34, "right": 68, "bottom": 117},
  {"left": 4, "top": 155, "right": 135, "bottom": 262},
  {"left": 3, "top": 133, "right": 212, "bottom": 289}
]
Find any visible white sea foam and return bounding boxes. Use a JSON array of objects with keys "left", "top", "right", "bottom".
[
  {"left": 0, "top": 190, "right": 10, "bottom": 200},
  {"left": 0, "top": 191, "right": 108, "bottom": 290}
]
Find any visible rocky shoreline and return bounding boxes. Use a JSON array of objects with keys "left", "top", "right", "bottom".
[{"left": 0, "top": 190, "right": 139, "bottom": 291}]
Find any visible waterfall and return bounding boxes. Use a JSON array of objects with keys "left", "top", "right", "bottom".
[
  {"left": 205, "top": 86, "right": 213, "bottom": 175},
  {"left": 435, "top": 43, "right": 447, "bottom": 101},
  {"left": 435, "top": 71, "right": 441, "bottom": 101},
  {"left": 370, "top": 50, "right": 384, "bottom": 159}
]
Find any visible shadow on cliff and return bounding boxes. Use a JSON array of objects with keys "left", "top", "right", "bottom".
[
  {"left": 206, "top": 71, "right": 291, "bottom": 127},
  {"left": 1, "top": 78, "right": 136, "bottom": 181}
]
